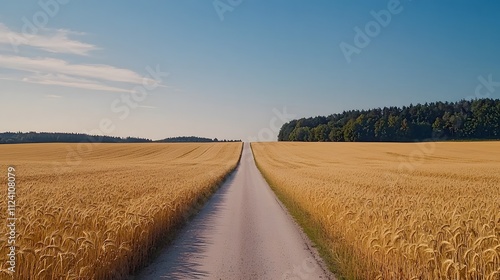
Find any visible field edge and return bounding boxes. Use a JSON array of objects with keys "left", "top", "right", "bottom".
[
  {"left": 132, "top": 142, "right": 244, "bottom": 277},
  {"left": 249, "top": 143, "right": 353, "bottom": 279}
]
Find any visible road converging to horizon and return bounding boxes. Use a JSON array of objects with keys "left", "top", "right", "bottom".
[{"left": 137, "top": 143, "right": 333, "bottom": 279}]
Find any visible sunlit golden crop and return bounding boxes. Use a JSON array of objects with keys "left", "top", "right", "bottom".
[
  {"left": 0, "top": 143, "right": 241, "bottom": 279},
  {"left": 252, "top": 142, "right": 500, "bottom": 280}
]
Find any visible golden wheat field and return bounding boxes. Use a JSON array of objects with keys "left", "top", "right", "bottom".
[
  {"left": 252, "top": 142, "right": 500, "bottom": 280},
  {"left": 0, "top": 142, "right": 241, "bottom": 279}
]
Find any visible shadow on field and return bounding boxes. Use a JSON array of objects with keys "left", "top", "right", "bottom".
[{"left": 136, "top": 165, "right": 240, "bottom": 280}]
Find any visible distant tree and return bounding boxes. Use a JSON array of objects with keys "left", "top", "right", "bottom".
[
  {"left": 374, "top": 119, "right": 388, "bottom": 141},
  {"left": 290, "top": 127, "right": 312, "bottom": 141},
  {"left": 400, "top": 118, "right": 411, "bottom": 140},
  {"left": 278, "top": 120, "right": 297, "bottom": 141},
  {"left": 311, "top": 124, "right": 330, "bottom": 141},
  {"left": 328, "top": 126, "right": 344, "bottom": 142},
  {"left": 432, "top": 117, "right": 445, "bottom": 136}
]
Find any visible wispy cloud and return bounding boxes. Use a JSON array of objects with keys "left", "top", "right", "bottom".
[
  {"left": 0, "top": 74, "right": 134, "bottom": 93},
  {"left": 0, "top": 55, "right": 155, "bottom": 85},
  {"left": 0, "top": 23, "right": 98, "bottom": 56},
  {"left": 45, "top": 94, "right": 62, "bottom": 98},
  {"left": 24, "top": 73, "right": 134, "bottom": 93},
  {"left": 0, "top": 22, "right": 164, "bottom": 94}
]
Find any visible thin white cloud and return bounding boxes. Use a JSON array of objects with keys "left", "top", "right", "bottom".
[
  {"left": 23, "top": 73, "right": 134, "bottom": 93},
  {"left": 0, "top": 73, "right": 134, "bottom": 93},
  {"left": 0, "top": 55, "right": 156, "bottom": 85},
  {"left": 45, "top": 94, "right": 62, "bottom": 98},
  {"left": 0, "top": 23, "right": 98, "bottom": 56},
  {"left": 0, "top": 22, "right": 165, "bottom": 94}
]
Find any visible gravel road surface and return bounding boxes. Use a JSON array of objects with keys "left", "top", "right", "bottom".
[{"left": 137, "top": 143, "right": 334, "bottom": 280}]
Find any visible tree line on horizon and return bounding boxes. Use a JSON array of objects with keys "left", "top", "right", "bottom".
[
  {"left": 0, "top": 132, "right": 151, "bottom": 144},
  {"left": 158, "top": 136, "right": 241, "bottom": 143},
  {"left": 0, "top": 132, "right": 241, "bottom": 144},
  {"left": 278, "top": 98, "right": 500, "bottom": 142}
]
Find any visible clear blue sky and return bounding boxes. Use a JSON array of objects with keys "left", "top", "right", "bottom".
[{"left": 1, "top": 0, "right": 499, "bottom": 141}]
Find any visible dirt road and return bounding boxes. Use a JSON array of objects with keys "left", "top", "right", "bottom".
[{"left": 137, "top": 143, "right": 333, "bottom": 280}]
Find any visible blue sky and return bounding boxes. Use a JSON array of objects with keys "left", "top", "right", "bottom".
[{"left": 0, "top": 0, "right": 499, "bottom": 141}]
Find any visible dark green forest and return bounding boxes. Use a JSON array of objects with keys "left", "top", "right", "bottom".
[
  {"left": 158, "top": 136, "right": 241, "bottom": 142},
  {"left": 0, "top": 132, "right": 152, "bottom": 144},
  {"left": 278, "top": 99, "right": 500, "bottom": 142},
  {"left": 0, "top": 132, "right": 241, "bottom": 144}
]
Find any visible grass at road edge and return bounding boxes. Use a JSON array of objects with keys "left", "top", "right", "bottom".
[{"left": 250, "top": 143, "right": 354, "bottom": 280}]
